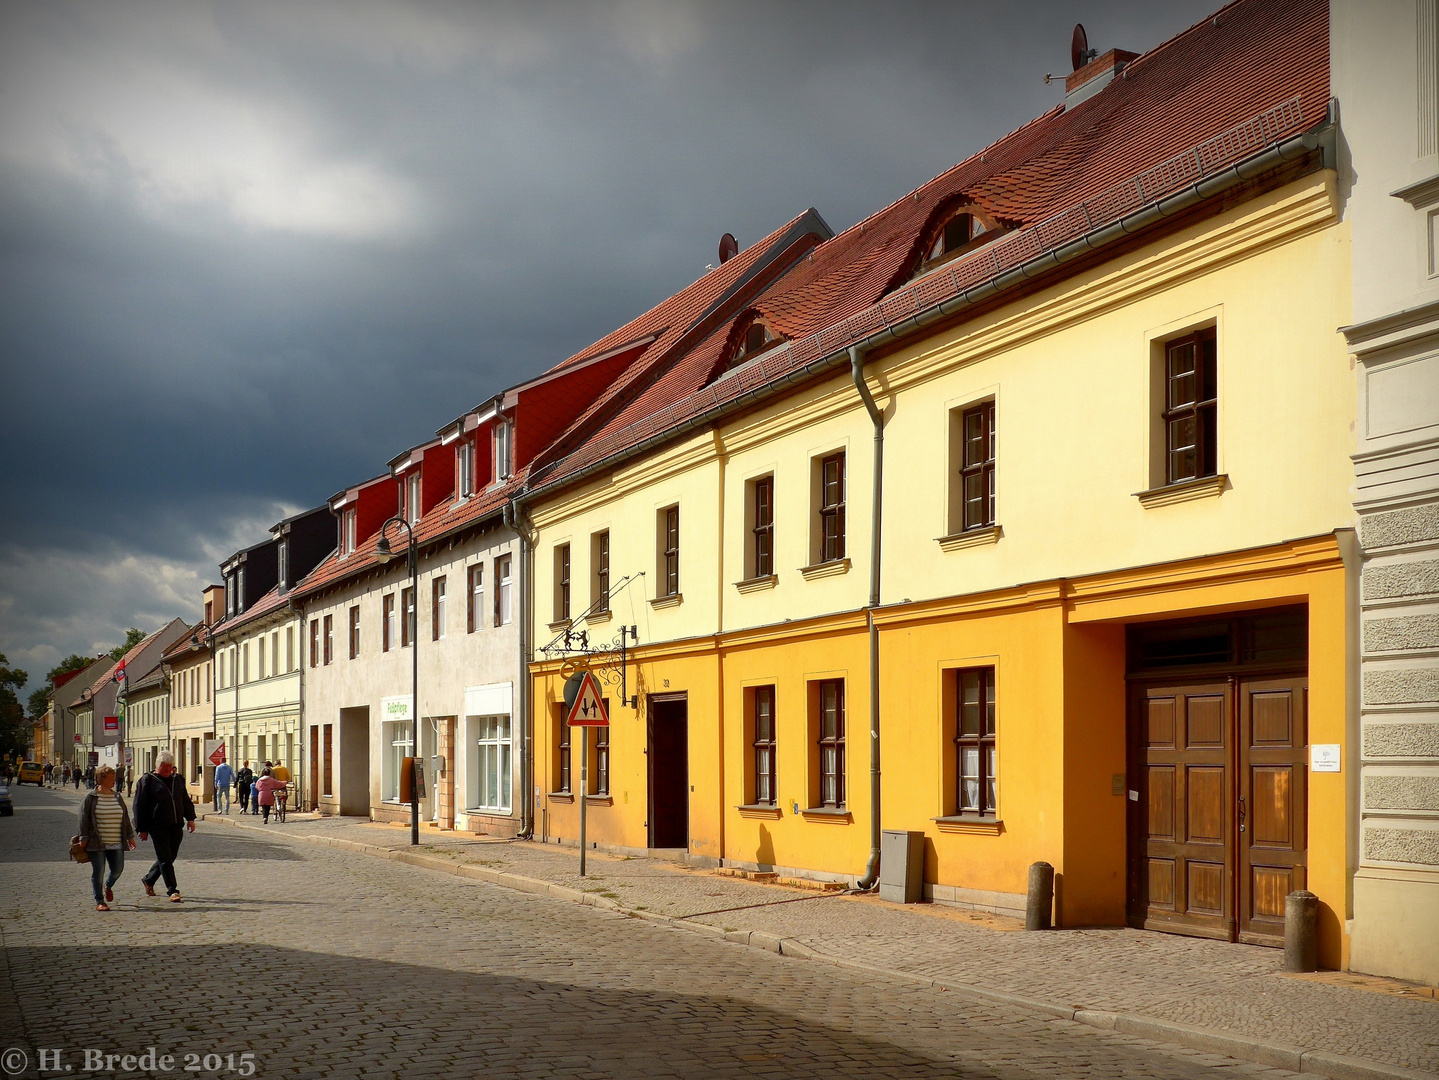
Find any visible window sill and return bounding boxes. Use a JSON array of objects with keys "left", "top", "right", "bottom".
[
  {"left": 1134, "top": 474, "right": 1228, "bottom": 508},
  {"left": 547, "top": 619, "right": 572, "bottom": 633},
  {"left": 585, "top": 609, "right": 612, "bottom": 625},
  {"left": 464, "top": 807, "right": 515, "bottom": 817},
  {"left": 801, "top": 806, "right": 852, "bottom": 823},
  {"left": 584, "top": 794, "right": 613, "bottom": 806},
  {"left": 547, "top": 791, "right": 574, "bottom": 803},
  {"left": 933, "top": 815, "right": 1004, "bottom": 836},
  {"left": 936, "top": 525, "right": 1002, "bottom": 552},
  {"left": 650, "top": 593, "right": 683, "bottom": 611},
  {"left": 736, "top": 803, "right": 783, "bottom": 820},
  {"left": 734, "top": 574, "right": 778, "bottom": 594},
  {"left": 799, "top": 558, "right": 851, "bottom": 581}
]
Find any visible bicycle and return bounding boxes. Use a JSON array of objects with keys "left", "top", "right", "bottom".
[{"left": 273, "top": 786, "right": 289, "bottom": 824}]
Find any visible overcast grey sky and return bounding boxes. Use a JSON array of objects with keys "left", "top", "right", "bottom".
[{"left": 0, "top": 0, "right": 1221, "bottom": 696}]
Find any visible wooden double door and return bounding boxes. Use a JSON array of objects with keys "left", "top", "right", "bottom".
[{"left": 1127, "top": 675, "right": 1307, "bottom": 946}]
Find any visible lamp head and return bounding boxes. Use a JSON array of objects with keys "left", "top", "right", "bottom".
[{"left": 375, "top": 534, "right": 393, "bottom": 564}]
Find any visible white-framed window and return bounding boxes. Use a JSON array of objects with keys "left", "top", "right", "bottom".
[
  {"left": 469, "top": 714, "right": 512, "bottom": 813},
  {"left": 456, "top": 440, "right": 474, "bottom": 498},
  {"left": 407, "top": 472, "right": 422, "bottom": 525},
  {"left": 495, "top": 555, "right": 513, "bottom": 626},
  {"left": 432, "top": 576, "right": 447, "bottom": 640},
  {"left": 342, "top": 508, "right": 357, "bottom": 556},
  {"left": 382, "top": 720, "right": 413, "bottom": 803},
  {"left": 493, "top": 421, "right": 512, "bottom": 482},
  {"left": 467, "top": 563, "right": 484, "bottom": 633},
  {"left": 258, "top": 639, "right": 266, "bottom": 680}
]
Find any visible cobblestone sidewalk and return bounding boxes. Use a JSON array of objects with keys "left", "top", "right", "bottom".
[{"left": 198, "top": 807, "right": 1439, "bottom": 1078}]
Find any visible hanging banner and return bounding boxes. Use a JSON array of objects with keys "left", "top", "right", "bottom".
[{"left": 205, "top": 739, "right": 226, "bottom": 767}]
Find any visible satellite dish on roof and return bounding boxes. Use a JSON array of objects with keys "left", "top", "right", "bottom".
[
  {"left": 718, "top": 233, "right": 739, "bottom": 264},
  {"left": 1071, "top": 23, "right": 1091, "bottom": 71}
]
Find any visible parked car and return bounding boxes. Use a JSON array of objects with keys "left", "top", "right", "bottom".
[
  {"left": 0, "top": 783, "right": 12, "bottom": 815},
  {"left": 17, "top": 762, "right": 44, "bottom": 786}
]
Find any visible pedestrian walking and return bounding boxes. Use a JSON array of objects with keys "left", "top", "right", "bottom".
[
  {"left": 78, "top": 765, "right": 136, "bottom": 912},
  {"left": 235, "top": 761, "right": 254, "bottom": 815},
  {"left": 73, "top": 764, "right": 82, "bottom": 789},
  {"left": 213, "top": 759, "right": 233, "bottom": 814},
  {"left": 114, "top": 765, "right": 125, "bottom": 797},
  {"left": 84, "top": 763, "right": 95, "bottom": 789},
  {"left": 253, "top": 768, "right": 285, "bottom": 824},
  {"left": 132, "top": 751, "right": 196, "bottom": 903},
  {"left": 44, "top": 762, "right": 53, "bottom": 786}
]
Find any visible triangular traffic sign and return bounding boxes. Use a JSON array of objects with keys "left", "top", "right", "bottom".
[{"left": 565, "top": 670, "right": 609, "bottom": 727}]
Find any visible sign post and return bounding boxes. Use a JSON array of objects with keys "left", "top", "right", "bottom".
[{"left": 565, "top": 670, "right": 609, "bottom": 877}]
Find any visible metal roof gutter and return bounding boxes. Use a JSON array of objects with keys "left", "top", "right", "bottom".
[{"left": 523, "top": 109, "right": 1336, "bottom": 504}]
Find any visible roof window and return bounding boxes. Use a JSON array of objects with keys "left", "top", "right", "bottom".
[{"left": 728, "top": 317, "right": 783, "bottom": 370}]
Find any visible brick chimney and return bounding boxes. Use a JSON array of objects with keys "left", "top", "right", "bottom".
[{"left": 1066, "top": 48, "right": 1138, "bottom": 108}]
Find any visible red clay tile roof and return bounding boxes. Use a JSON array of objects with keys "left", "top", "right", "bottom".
[
  {"left": 292, "top": 211, "right": 829, "bottom": 603},
  {"left": 209, "top": 587, "right": 292, "bottom": 640},
  {"left": 160, "top": 620, "right": 210, "bottom": 663},
  {"left": 291, "top": 481, "right": 517, "bottom": 603},
  {"left": 528, "top": 0, "right": 1328, "bottom": 491},
  {"left": 85, "top": 623, "right": 179, "bottom": 695}
]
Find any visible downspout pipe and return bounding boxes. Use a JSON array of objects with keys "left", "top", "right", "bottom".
[
  {"left": 503, "top": 498, "right": 535, "bottom": 839},
  {"left": 850, "top": 345, "right": 884, "bottom": 891}
]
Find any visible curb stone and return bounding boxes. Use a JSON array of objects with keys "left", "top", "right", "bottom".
[{"left": 202, "top": 813, "right": 1438, "bottom": 1080}]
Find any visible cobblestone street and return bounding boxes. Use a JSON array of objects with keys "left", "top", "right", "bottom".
[{"left": 0, "top": 783, "right": 1384, "bottom": 1080}]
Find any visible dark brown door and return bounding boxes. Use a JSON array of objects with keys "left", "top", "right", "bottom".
[
  {"left": 1129, "top": 682, "right": 1234, "bottom": 940},
  {"left": 648, "top": 696, "right": 688, "bottom": 850},
  {"left": 1237, "top": 677, "right": 1308, "bottom": 945},
  {"left": 310, "top": 727, "right": 320, "bottom": 810}
]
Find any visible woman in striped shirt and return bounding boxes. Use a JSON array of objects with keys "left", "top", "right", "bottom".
[{"left": 78, "top": 765, "right": 136, "bottom": 911}]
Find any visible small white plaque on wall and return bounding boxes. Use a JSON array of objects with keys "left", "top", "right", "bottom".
[{"left": 1310, "top": 744, "right": 1341, "bottom": 773}]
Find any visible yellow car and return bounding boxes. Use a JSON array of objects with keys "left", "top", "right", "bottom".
[{"left": 17, "top": 762, "right": 44, "bottom": 786}]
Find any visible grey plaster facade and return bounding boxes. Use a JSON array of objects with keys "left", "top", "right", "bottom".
[{"left": 1335, "top": 0, "right": 1439, "bottom": 984}]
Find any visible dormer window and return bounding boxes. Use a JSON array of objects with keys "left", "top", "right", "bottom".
[
  {"left": 406, "top": 472, "right": 421, "bottom": 524},
  {"left": 278, "top": 542, "right": 289, "bottom": 590},
  {"left": 913, "top": 206, "right": 1002, "bottom": 280},
  {"left": 340, "top": 507, "right": 357, "bottom": 556},
  {"left": 493, "top": 421, "right": 512, "bottom": 483},
  {"left": 729, "top": 317, "right": 782, "bottom": 370},
  {"left": 456, "top": 440, "right": 475, "bottom": 499}
]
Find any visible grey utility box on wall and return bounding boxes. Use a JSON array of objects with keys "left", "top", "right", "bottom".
[{"left": 879, "top": 829, "right": 924, "bottom": 904}]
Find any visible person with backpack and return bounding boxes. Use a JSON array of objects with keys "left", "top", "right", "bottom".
[
  {"left": 132, "top": 751, "right": 196, "bottom": 903},
  {"left": 78, "top": 765, "right": 136, "bottom": 911},
  {"left": 235, "top": 761, "right": 254, "bottom": 815}
]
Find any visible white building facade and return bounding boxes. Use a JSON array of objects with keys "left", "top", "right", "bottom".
[{"left": 1334, "top": 0, "right": 1439, "bottom": 983}]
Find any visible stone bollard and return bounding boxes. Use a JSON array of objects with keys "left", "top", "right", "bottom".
[
  {"left": 1026, "top": 861, "right": 1054, "bottom": 931},
  {"left": 1284, "top": 890, "right": 1319, "bottom": 972}
]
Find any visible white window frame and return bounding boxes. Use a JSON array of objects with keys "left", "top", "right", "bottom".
[
  {"left": 381, "top": 720, "right": 412, "bottom": 803},
  {"left": 468, "top": 714, "right": 512, "bottom": 813}
]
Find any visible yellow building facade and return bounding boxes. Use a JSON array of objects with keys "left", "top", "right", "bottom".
[{"left": 530, "top": 170, "right": 1360, "bottom": 967}]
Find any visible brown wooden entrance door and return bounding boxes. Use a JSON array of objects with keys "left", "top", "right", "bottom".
[
  {"left": 1129, "top": 675, "right": 1308, "bottom": 945},
  {"left": 648, "top": 696, "right": 689, "bottom": 850},
  {"left": 1129, "top": 681, "right": 1234, "bottom": 940},
  {"left": 1237, "top": 677, "right": 1307, "bottom": 945}
]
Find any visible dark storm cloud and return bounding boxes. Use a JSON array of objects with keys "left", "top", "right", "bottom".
[{"left": 0, "top": 0, "right": 1221, "bottom": 688}]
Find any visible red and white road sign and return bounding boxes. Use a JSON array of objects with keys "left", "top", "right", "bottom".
[{"left": 565, "top": 670, "right": 609, "bottom": 728}]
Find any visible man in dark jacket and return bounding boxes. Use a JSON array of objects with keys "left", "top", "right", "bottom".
[{"left": 132, "top": 750, "right": 196, "bottom": 902}]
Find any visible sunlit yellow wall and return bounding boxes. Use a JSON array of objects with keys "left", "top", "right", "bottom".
[{"left": 527, "top": 171, "right": 1355, "bottom": 961}]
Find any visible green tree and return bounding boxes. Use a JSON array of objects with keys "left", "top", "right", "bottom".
[
  {"left": 109, "top": 628, "right": 146, "bottom": 661},
  {"left": 27, "top": 653, "right": 94, "bottom": 717},
  {"left": 0, "top": 654, "right": 30, "bottom": 759}
]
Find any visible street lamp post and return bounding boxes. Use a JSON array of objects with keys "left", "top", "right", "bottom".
[{"left": 375, "top": 515, "right": 419, "bottom": 847}]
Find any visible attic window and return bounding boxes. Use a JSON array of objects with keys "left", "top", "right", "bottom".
[
  {"left": 730, "top": 318, "right": 783, "bottom": 368},
  {"left": 930, "top": 214, "right": 984, "bottom": 260}
]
